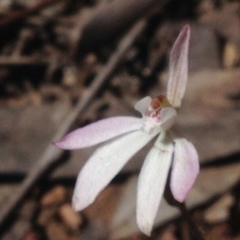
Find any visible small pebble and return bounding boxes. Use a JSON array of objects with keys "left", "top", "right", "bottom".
[
  {"left": 41, "top": 186, "right": 67, "bottom": 206},
  {"left": 59, "top": 203, "right": 83, "bottom": 230}
]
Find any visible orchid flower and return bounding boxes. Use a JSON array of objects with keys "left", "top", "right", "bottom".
[{"left": 53, "top": 24, "right": 199, "bottom": 236}]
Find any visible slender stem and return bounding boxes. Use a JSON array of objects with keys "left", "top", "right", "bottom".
[{"left": 178, "top": 202, "right": 205, "bottom": 240}]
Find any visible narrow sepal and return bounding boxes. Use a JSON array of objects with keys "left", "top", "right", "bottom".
[
  {"left": 167, "top": 24, "right": 190, "bottom": 108},
  {"left": 53, "top": 117, "right": 142, "bottom": 149},
  {"left": 72, "top": 130, "right": 157, "bottom": 211},
  {"left": 137, "top": 134, "right": 174, "bottom": 236},
  {"left": 170, "top": 138, "right": 199, "bottom": 202}
]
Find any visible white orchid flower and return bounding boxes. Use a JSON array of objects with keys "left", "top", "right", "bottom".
[{"left": 53, "top": 24, "right": 199, "bottom": 236}]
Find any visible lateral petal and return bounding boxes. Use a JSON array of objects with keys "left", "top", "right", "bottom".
[
  {"left": 137, "top": 135, "right": 174, "bottom": 236},
  {"left": 134, "top": 96, "right": 152, "bottom": 117},
  {"left": 160, "top": 107, "right": 177, "bottom": 131},
  {"left": 167, "top": 24, "right": 190, "bottom": 108},
  {"left": 170, "top": 138, "right": 199, "bottom": 202},
  {"left": 72, "top": 130, "right": 157, "bottom": 211},
  {"left": 53, "top": 117, "right": 142, "bottom": 149}
]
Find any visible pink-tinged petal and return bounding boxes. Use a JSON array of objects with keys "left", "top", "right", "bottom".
[
  {"left": 72, "top": 130, "right": 158, "bottom": 211},
  {"left": 137, "top": 134, "right": 174, "bottom": 236},
  {"left": 167, "top": 24, "right": 191, "bottom": 108},
  {"left": 170, "top": 138, "right": 199, "bottom": 202},
  {"left": 160, "top": 107, "right": 177, "bottom": 130},
  {"left": 134, "top": 96, "right": 152, "bottom": 117},
  {"left": 53, "top": 117, "right": 142, "bottom": 150}
]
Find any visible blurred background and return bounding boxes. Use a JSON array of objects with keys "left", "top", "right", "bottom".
[{"left": 1, "top": 0, "right": 240, "bottom": 239}]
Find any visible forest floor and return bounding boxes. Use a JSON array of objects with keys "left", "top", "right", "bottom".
[{"left": 1, "top": 0, "right": 240, "bottom": 239}]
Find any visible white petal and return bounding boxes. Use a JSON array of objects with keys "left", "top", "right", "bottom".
[
  {"left": 72, "top": 130, "right": 157, "bottom": 211},
  {"left": 160, "top": 107, "right": 177, "bottom": 130},
  {"left": 53, "top": 117, "right": 142, "bottom": 149},
  {"left": 167, "top": 24, "right": 190, "bottom": 108},
  {"left": 170, "top": 138, "right": 199, "bottom": 202},
  {"left": 137, "top": 134, "right": 174, "bottom": 236},
  {"left": 134, "top": 96, "right": 152, "bottom": 117}
]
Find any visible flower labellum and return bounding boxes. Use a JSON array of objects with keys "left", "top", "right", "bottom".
[{"left": 53, "top": 24, "right": 199, "bottom": 236}]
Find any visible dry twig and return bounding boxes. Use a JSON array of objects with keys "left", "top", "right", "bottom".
[
  {"left": 0, "top": 0, "right": 66, "bottom": 27},
  {"left": 0, "top": 19, "right": 147, "bottom": 234}
]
